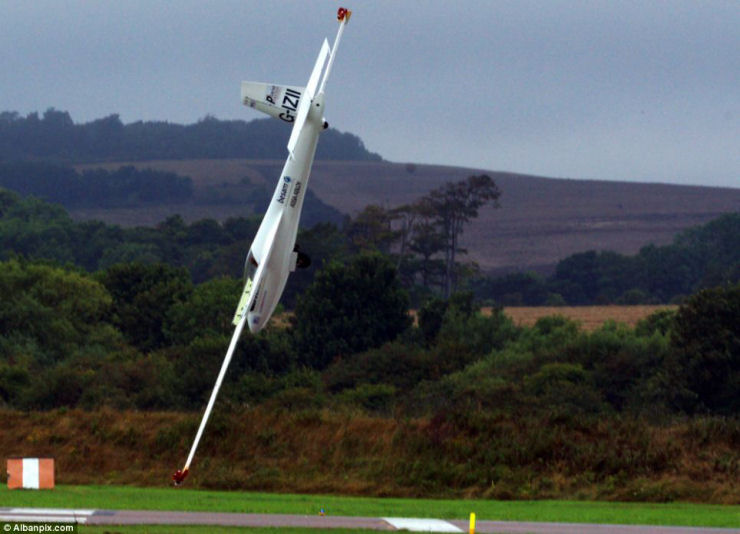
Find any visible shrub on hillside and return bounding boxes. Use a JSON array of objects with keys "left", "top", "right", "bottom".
[
  {"left": 337, "top": 383, "right": 397, "bottom": 414},
  {"left": 524, "top": 362, "right": 608, "bottom": 415},
  {"left": 436, "top": 306, "right": 519, "bottom": 357}
]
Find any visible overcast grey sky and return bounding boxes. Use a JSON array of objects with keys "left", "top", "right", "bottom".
[{"left": 1, "top": 1, "right": 738, "bottom": 187}]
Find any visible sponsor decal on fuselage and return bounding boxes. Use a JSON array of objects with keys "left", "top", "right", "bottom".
[
  {"left": 277, "top": 175, "right": 292, "bottom": 204},
  {"left": 289, "top": 181, "right": 303, "bottom": 207}
]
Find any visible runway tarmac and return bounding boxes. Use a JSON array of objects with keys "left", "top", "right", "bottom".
[{"left": 1, "top": 507, "right": 737, "bottom": 533}]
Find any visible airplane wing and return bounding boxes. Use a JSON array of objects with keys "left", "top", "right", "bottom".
[
  {"left": 317, "top": 8, "right": 350, "bottom": 96},
  {"left": 174, "top": 308, "right": 248, "bottom": 484},
  {"left": 176, "top": 211, "right": 284, "bottom": 484},
  {"left": 286, "top": 38, "right": 331, "bottom": 156}
]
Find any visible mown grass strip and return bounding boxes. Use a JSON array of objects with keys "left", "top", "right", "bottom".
[{"left": 1, "top": 485, "right": 738, "bottom": 528}]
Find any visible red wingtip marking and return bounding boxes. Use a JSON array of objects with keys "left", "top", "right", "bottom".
[{"left": 172, "top": 467, "right": 189, "bottom": 486}]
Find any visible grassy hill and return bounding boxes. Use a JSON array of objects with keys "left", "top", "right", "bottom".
[
  {"left": 73, "top": 159, "right": 740, "bottom": 273},
  {"left": 1, "top": 407, "right": 737, "bottom": 503}
]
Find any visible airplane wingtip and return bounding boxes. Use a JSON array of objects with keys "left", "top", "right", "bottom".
[
  {"left": 337, "top": 7, "right": 351, "bottom": 22},
  {"left": 172, "top": 467, "right": 189, "bottom": 486}
]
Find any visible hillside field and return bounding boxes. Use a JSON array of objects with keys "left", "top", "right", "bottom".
[
  {"left": 500, "top": 305, "right": 676, "bottom": 331},
  {"left": 73, "top": 160, "right": 740, "bottom": 273},
  {"left": 0, "top": 407, "right": 737, "bottom": 505}
]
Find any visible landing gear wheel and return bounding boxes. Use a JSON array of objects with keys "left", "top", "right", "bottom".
[
  {"left": 296, "top": 251, "right": 311, "bottom": 269},
  {"left": 293, "top": 244, "right": 311, "bottom": 269}
]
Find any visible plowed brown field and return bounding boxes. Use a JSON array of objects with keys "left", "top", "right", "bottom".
[{"left": 499, "top": 305, "right": 677, "bottom": 331}]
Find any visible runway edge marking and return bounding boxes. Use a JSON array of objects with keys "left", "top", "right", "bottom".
[
  {"left": 1, "top": 508, "right": 95, "bottom": 524},
  {"left": 384, "top": 517, "right": 463, "bottom": 532}
]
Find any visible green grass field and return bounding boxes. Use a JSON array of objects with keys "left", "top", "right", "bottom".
[{"left": 2, "top": 485, "right": 739, "bottom": 529}]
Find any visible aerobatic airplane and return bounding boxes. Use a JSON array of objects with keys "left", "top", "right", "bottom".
[{"left": 173, "top": 7, "right": 352, "bottom": 485}]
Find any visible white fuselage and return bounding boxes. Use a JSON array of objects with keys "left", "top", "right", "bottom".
[{"left": 243, "top": 93, "right": 325, "bottom": 333}]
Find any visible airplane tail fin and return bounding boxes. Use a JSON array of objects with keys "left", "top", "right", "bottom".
[
  {"left": 287, "top": 8, "right": 351, "bottom": 155},
  {"left": 240, "top": 8, "right": 351, "bottom": 156},
  {"left": 240, "top": 38, "right": 329, "bottom": 151}
]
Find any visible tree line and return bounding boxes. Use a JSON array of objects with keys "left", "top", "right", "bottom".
[
  {"left": 0, "top": 160, "right": 345, "bottom": 229},
  {"left": 1, "top": 182, "right": 738, "bottom": 305},
  {"left": 0, "top": 253, "right": 737, "bottom": 419},
  {"left": 0, "top": 187, "right": 353, "bottom": 297},
  {"left": 469, "top": 211, "right": 739, "bottom": 305},
  {"left": 0, "top": 161, "right": 193, "bottom": 208},
  {"left": 1, "top": 256, "right": 737, "bottom": 501},
  {"left": 0, "top": 109, "right": 382, "bottom": 162},
  {"left": 349, "top": 198, "right": 739, "bottom": 305},
  {"left": 347, "top": 174, "right": 502, "bottom": 299}
]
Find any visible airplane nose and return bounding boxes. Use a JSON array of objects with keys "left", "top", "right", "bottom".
[{"left": 248, "top": 314, "right": 262, "bottom": 333}]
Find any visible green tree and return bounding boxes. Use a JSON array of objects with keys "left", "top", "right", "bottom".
[
  {"left": 0, "top": 110, "right": 382, "bottom": 161},
  {"left": 671, "top": 283, "right": 740, "bottom": 414},
  {"left": 170, "top": 335, "right": 234, "bottom": 409},
  {"left": 292, "top": 253, "right": 411, "bottom": 369},
  {"left": 97, "top": 263, "right": 193, "bottom": 351},
  {"left": 673, "top": 212, "right": 740, "bottom": 288},
  {"left": 390, "top": 203, "right": 420, "bottom": 272},
  {"left": 165, "top": 276, "right": 241, "bottom": 345},
  {"left": 0, "top": 363, "right": 30, "bottom": 406},
  {"left": 543, "top": 213, "right": 740, "bottom": 305},
  {"left": 436, "top": 300, "right": 518, "bottom": 358},
  {"left": 347, "top": 204, "right": 398, "bottom": 253},
  {"left": 407, "top": 218, "right": 446, "bottom": 291},
  {"left": 421, "top": 175, "right": 501, "bottom": 297},
  {"left": 0, "top": 259, "right": 116, "bottom": 365},
  {"left": 281, "top": 222, "right": 350, "bottom": 308},
  {"left": 417, "top": 297, "right": 448, "bottom": 346},
  {"left": 468, "top": 271, "right": 549, "bottom": 306}
]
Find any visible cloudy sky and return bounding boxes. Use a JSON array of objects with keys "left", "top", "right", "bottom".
[{"left": 2, "top": 1, "right": 738, "bottom": 187}]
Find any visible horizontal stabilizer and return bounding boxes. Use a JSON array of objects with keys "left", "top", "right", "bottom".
[{"left": 241, "top": 82, "right": 306, "bottom": 124}]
